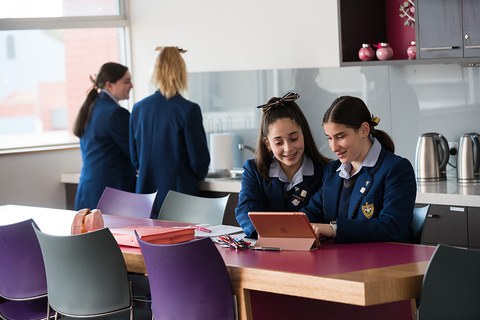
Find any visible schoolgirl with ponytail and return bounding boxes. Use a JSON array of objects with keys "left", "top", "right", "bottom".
[
  {"left": 301, "top": 96, "right": 417, "bottom": 243},
  {"left": 74, "top": 62, "right": 136, "bottom": 210},
  {"left": 235, "top": 92, "right": 330, "bottom": 238}
]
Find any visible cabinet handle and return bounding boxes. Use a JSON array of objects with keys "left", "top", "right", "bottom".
[
  {"left": 427, "top": 214, "right": 439, "bottom": 218},
  {"left": 465, "top": 45, "right": 480, "bottom": 49},
  {"left": 420, "top": 46, "right": 460, "bottom": 51}
]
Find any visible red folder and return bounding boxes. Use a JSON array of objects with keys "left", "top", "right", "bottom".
[{"left": 110, "top": 226, "right": 195, "bottom": 247}]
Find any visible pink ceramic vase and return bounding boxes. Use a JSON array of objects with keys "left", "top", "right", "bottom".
[
  {"left": 358, "top": 44, "right": 375, "bottom": 61},
  {"left": 375, "top": 43, "right": 394, "bottom": 61},
  {"left": 407, "top": 41, "right": 416, "bottom": 60}
]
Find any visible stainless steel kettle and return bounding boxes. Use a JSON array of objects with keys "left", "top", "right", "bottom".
[
  {"left": 415, "top": 132, "right": 450, "bottom": 181},
  {"left": 457, "top": 133, "right": 480, "bottom": 183}
]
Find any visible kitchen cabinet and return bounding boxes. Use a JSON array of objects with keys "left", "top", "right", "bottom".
[
  {"left": 338, "top": 0, "right": 416, "bottom": 66},
  {"left": 468, "top": 207, "right": 480, "bottom": 248},
  {"left": 421, "top": 204, "right": 469, "bottom": 247},
  {"left": 417, "top": 0, "right": 480, "bottom": 60},
  {"left": 419, "top": 203, "right": 480, "bottom": 248}
]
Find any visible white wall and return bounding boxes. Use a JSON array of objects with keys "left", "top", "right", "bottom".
[
  {"left": 129, "top": 0, "right": 339, "bottom": 100},
  {"left": 0, "top": 149, "right": 82, "bottom": 208},
  {"left": 0, "top": 0, "right": 340, "bottom": 210}
]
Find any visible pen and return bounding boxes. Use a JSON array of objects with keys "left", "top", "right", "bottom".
[
  {"left": 250, "top": 246, "right": 281, "bottom": 251},
  {"left": 190, "top": 225, "right": 212, "bottom": 233}
]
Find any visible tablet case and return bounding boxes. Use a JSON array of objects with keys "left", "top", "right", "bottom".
[
  {"left": 110, "top": 226, "right": 195, "bottom": 247},
  {"left": 248, "top": 212, "right": 320, "bottom": 251}
]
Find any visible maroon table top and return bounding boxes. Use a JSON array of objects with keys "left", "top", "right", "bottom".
[
  {"left": 103, "top": 214, "right": 436, "bottom": 278},
  {"left": 218, "top": 241, "right": 436, "bottom": 276}
]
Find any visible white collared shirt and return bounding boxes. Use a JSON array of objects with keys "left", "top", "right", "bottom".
[
  {"left": 101, "top": 89, "right": 120, "bottom": 106},
  {"left": 269, "top": 155, "right": 314, "bottom": 191},
  {"left": 337, "top": 138, "right": 381, "bottom": 179}
]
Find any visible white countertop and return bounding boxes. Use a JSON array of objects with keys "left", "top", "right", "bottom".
[
  {"left": 416, "top": 180, "right": 480, "bottom": 207},
  {"left": 61, "top": 173, "right": 480, "bottom": 207},
  {"left": 61, "top": 173, "right": 242, "bottom": 193}
]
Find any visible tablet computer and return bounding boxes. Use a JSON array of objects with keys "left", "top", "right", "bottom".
[{"left": 248, "top": 212, "right": 320, "bottom": 251}]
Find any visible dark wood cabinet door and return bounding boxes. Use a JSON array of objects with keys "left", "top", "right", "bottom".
[
  {"left": 422, "top": 204, "right": 468, "bottom": 247},
  {"left": 417, "top": 0, "right": 463, "bottom": 59},
  {"left": 468, "top": 207, "right": 480, "bottom": 248}
]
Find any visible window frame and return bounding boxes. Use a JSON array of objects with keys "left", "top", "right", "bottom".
[{"left": 0, "top": 0, "right": 132, "bottom": 154}]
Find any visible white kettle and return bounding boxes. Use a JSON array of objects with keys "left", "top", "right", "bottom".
[
  {"left": 415, "top": 132, "right": 450, "bottom": 181},
  {"left": 457, "top": 133, "right": 480, "bottom": 183}
]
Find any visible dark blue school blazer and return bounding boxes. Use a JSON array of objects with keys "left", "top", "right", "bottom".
[
  {"left": 129, "top": 91, "right": 210, "bottom": 216},
  {"left": 235, "top": 158, "right": 325, "bottom": 237},
  {"left": 75, "top": 92, "right": 136, "bottom": 210},
  {"left": 301, "top": 147, "right": 416, "bottom": 243}
]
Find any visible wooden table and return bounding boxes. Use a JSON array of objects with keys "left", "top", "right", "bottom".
[
  {"left": 0, "top": 205, "right": 436, "bottom": 320},
  {"left": 123, "top": 239, "right": 434, "bottom": 320}
]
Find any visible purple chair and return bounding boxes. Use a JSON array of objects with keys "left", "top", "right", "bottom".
[
  {"left": 97, "top": 187, "right": 158, "bottom": 304},
  {"left": 0, "top": 219, "right": 54, "bottom": 320},
  {"left": 136, "top": 234, "right": 237, "bottom": 320},
  {"left": 96, "top": 186, "right": 158, "bottom": 219}
]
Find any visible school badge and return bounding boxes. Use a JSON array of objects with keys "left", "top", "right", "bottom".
[{"left": 362, "top": 202, "right": 374, "bottom": 219}]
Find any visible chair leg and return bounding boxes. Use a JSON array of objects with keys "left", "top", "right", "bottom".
[
  {"left": 233, "top": 295, "right": 238, "bottom": 320},
  {"left": 129, "top": 281, "right": 134, "bottom": 320}
]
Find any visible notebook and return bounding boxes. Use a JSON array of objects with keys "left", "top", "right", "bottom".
[{"left": 248, "top": 212, "right": 320, "bottom": 251}]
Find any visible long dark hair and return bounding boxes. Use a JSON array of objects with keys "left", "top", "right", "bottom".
[
  {"left": 73, "top": 62, "right": 129, "bottom": 137},
  {"left": 255, "top": 94, "right": 330, "bottom": 180},
  {"left": 323, "top": 96, "right": 395, "bottom": 153}
]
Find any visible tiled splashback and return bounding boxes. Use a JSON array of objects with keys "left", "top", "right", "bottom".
[{"left": 188, "top": 64, "right": 480, "bottom": 169}]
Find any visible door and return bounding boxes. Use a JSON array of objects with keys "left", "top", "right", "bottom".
[
  {"left": 417, "top": 0, "right": 463, "bottom": 59},
  {"left": 468, "top": 207, "right": 480, "bottom": 248},
  {"left": 422, "top": 204, "right": 468, "bottom": 247},
  {"left": 463, "top": 0, "right": 480, "bottom": 58}
]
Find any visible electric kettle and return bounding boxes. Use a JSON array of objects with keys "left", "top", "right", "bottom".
[
  {"left": 415, "top": 132, "right": 450, "bottom": 181},
  {"left": 457, "top": 133, "right": 480, "bottom": 183}
]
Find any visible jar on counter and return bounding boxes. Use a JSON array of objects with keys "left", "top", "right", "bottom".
[
  {"left": 358, "top": 44, "right": 375, "bottom": 61},
  {"left": 407, "top": 41, "right": 416, "bottom": 60},
  {"left": 375, "top": 43, "right": 394, "bottom": 61}
]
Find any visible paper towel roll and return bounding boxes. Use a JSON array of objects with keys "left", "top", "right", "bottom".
[{"left": 210, "top": 133, "right": 233, "bottom": 171}]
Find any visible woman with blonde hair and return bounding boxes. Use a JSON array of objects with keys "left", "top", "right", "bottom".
[{"left": 129, "top": 47, "right": 210, "bottom": 218}]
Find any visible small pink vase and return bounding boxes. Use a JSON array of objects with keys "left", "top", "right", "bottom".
[
  {"left": 407, "top": 41, "right": 416, "bottom": 60},
  {"left": 358, "top": 44, "right": 375, "bottom": 61},
  {"left": 375, "top": 43, "right": 394, "bottom": 61}
]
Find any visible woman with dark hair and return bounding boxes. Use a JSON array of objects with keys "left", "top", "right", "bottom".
[
  {"left": 301, "top": 96, "right": 416, "bottom": 243},
  {"left": 129, "top": 47, "right": 210, "bottom": 218},
  {"left": 73, "top": 62, "right": 136, "bottom": 210},
  {"left": 235, "top": 92, "right": 331, "bottom": 238}
]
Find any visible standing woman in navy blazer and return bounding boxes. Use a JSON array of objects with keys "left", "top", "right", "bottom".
[
  {"left": 73, "top": 62, "right": 136, "bottom": 210},
  {"left": 235, "top": 92, "right": 331, "bottom": 238},
  {"left": 129, "top": 47, "right": 210, "bottom": 218},
  {"left": 301, "top": 96, "right": 417, "bottom": 243}
]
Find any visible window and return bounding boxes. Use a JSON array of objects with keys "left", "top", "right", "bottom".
[
  {"left": 0, "top": 0, "right": 130, "bottom": 150},
  {"left": 0, "top": 0, "right": 121, "bottom": 18}
]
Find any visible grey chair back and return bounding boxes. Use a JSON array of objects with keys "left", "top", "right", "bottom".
[
  {"left": 158, "top": 190, "right": 230, "bottom": 225},
  {"left": 33, "top": 225, "right": 132, "bottom": 318},
  {"left": 418, "top": 244, "right": 480, "bottom": 319}
]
